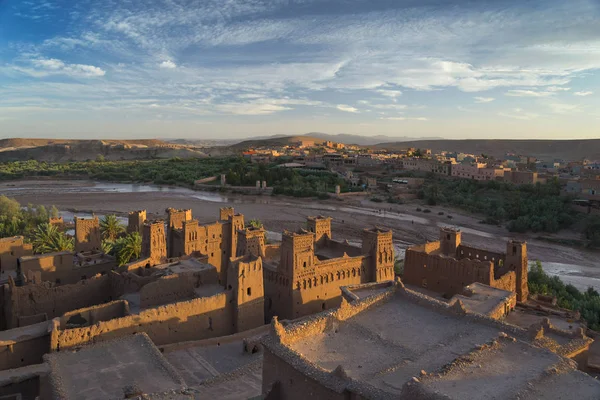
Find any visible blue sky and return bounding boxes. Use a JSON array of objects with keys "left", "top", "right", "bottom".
[{"left": 1, "top": 0, "right": 599, "bottom": 139}]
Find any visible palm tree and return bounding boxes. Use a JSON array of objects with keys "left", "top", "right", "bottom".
[
  {"left": 114, "top": 232, "right": 142, "bottom": 266},
  {"left": 32, "top": 223, "right": 73, "bottom": 253},
  {"left": 100, "top": 214, "right": 125, "bottom": 241}
]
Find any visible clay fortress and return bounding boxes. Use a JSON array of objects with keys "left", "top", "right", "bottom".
[{"left": 0, "top": 207, "right": 598, "bottom": 399}]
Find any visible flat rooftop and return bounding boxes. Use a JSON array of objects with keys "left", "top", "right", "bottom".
[
  {"left": 285, "top": 289, "right": 600, "bottom": 398},
  {"left": 451, "top": 282, "right": 514, "bottom": 316},
  {"left": 162, "top": 258, "right": 216, "bottom": 275},
  {"left": 45, "top": 333, "right": 185, "bottom": 400},
  {"left": 164, "top": 329, "right": 266, "bottom": 399}
]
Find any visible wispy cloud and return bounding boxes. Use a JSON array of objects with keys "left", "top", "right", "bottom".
[
  {"left": 11, "top": 58, "right": 106, "bottom": 78},
  {"left": 498, "top": 108, "right": 539, "bottom": 120},
  {"left": 336, "top": 104, "right": 359, "bottom": 113},
  {"left": 505, "top": 90, "right": 553, "bottom": 97},
  {"left": 474, "top": 97, "right": 495, "bottom": 103},
  {"left": 574, "top": 91, "right": 593, "bottom": 96}
]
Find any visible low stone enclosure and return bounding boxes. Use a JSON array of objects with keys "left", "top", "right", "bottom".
[{"left": 261, "top": 279, "right": 598, "bottom": 400}]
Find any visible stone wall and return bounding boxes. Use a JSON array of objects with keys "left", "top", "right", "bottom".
[{"left": 51, "top": 292, "right": 235, "bottom": 350}]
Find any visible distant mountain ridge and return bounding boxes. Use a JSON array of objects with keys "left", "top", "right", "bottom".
[{"left": 374, "top": 139, "right": 600, "bottom": 161}]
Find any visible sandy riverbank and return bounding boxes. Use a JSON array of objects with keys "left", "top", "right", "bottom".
[{"left": 2, "top": 179, "right": 599, "bottom": 289}]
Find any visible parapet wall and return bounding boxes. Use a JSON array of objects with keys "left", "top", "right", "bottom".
[
  {"left": 139, "top": 271, "right": 213, "bottom": 309},
  {"left": 4, "top": 274, "right": 117, "bottom": 329},
  {"left": 52, "top": 291, "right": 235, "bottom": 350},
  {"left": 58, "top": 300, "right": 129, "bottom": 329},
  {"left": 404, "top": 248, "right": 494, "bottom": 297}
]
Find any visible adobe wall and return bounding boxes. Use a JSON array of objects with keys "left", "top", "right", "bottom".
[
  {"left": 262, "top": 348, "right": 346, "bottom": 400},
  {"left": 320, "top": 238, "right": 363, "bottom": 257},
  {"left": 21, "top": 252, "right": 116, "bottom": 285},
  {"left": 0, "top": 236, "right": 32, "bottom": 274},
  {"left": 228, "top": 256, "right": 265, "bottom": 332},
  {"left": 127, "top": 210, "right": 146, "bottom": 234},
  {"left": 457, "top": 244, "right": 505, "bottom": 271},
  {"left": 74, "top": 217, "right": 101, "bottom": 253},
  {"left": 264, "top": 265, "right": 294, "bottom": 321},
  {"left": 0, "top": 372, "right": 41, "bottom": 400},
  {"left": 4, "top": 274, "right": 117, "bottom": 329},
  {"left": 403, "top": 248, "right": 494, "bottom": 297},
  {"left": 139, "top": 272, "right": 209, "bottom": 309},
  {"left": 491, "top": 270, "right": 516, "bottom": 293},
  {"left": 291, "top": 257, "right": 367, "bottom": 319},
  {"left": 142, "top": 221, "right": 167, "bottom": 266},
  {"left": 58, "top": 300, "right": 128, "bottom": 329},
  {"left": 52, "top": 292, "right": 235, "bottom": 350},
  {"left": 0, "top": 321, "right": 52, "bottom": 371}
]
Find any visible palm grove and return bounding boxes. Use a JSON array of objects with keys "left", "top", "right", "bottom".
[{"left": 0, "top": 195, "right": 140, "bottom": 266}]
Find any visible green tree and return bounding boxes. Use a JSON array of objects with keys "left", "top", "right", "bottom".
[
  {"left": 32, "top": 223, "right": 73, "bottom": 253},
  {"left": 100, "top": 214, "right": 125, "bottom": 241},
  {"left": 247, "top": 219, "right": 263, "bottom": 229},
  {"left": 113, "top": 232, "right": 142, "bottom": 266},
  {"left": 0, "top": 196, "right": 20, "bottom": 221},
  {"left": 50, "top": 205, "right": 60, "bottom": 219}
]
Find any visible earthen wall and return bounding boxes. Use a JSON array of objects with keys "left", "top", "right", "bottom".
[
  {"left": 0, "top": 335, "right": 49, "bottom": 371},
  {"left": 20, "top": 252, "right": 116, "bottom": 285},
  {"left": 457, "top": 244, "right": 505, "bottom": 271},
  {"left": 403, "top": 249, "right": 494, "bottom": 297},
  {"left": 0, "top": 236, "right": 32, "bottom": 274},
  {"left": 74, "top": 217, "right": 101, "bottom": 253},
  {"left": 139, "top": 272, "right": 208, "bottom": 309},
  {"left": 4, "top": 274, "right": 117, "bottom": 329},
  {"left": 262, "top": 348, "right": 346, "bottom": 400},
  {"left": 52, "top": 292, "right": 235, "bottom": 350}
]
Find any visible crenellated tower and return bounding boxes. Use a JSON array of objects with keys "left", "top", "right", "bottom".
[
  {"left": 362, "top": 227, "right": 394, "bottom": 282},
  {"left": 228, "top": 255, "right": 265, "bottom": 332},
  {"left": 505, "top": 240, "right": 528, "bottom": 301},
  {"left": 306, "top": 216, "right": 332, "bottom": 244}
]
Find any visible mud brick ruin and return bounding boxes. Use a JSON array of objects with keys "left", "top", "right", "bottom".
[
  {"left": 0, "top": 206, "right": 598, "bottom": 399},
  {"left": 404, "top": 227, "right": 529, "bottom": 301}
]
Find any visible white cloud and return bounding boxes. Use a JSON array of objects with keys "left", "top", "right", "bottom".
[
  {"left": 505, "top": 90, "right": 553, "bottom": 97},
  {"left": 574, "top": 91, "right": 593, "bottom": 96},
  {"left": 336, "top": 104, "right": 359, "bottom": 113},
  {"left": 498, "top": 108, "right": 538, "bottom": 120},
  {"left": 159, "top": 60, "right": 177, "bottom": 69},
  {"left": 474, "top": 97, "right": 495, "bottom": 103},
  {"left": 376, "top": 89, "right": 402, "bottom": 99},
  {"left": 546, "top": 86, "right": 571, "bottom": 92},
  {"left": 370, "top": 104, "right": 407, "bottom": 110},
  {"left": 16, "top": 58, "right": 106, "bottom": 77}
]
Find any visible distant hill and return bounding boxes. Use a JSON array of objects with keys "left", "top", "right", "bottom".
[
  {"left": 374, "top": 139, "right": 600, "bottom": 160},
  {"left": 300, "top": 132, "right": 443, "bottom": 146},
  {"left": 228, "top": 133, "right": 443, "bottom": 150},
  {"left": 0, "top": 138, "right": 207, "bottom": 162},
  {"left": 229, "top": 135, "right": 328, "bottom": 150}
]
